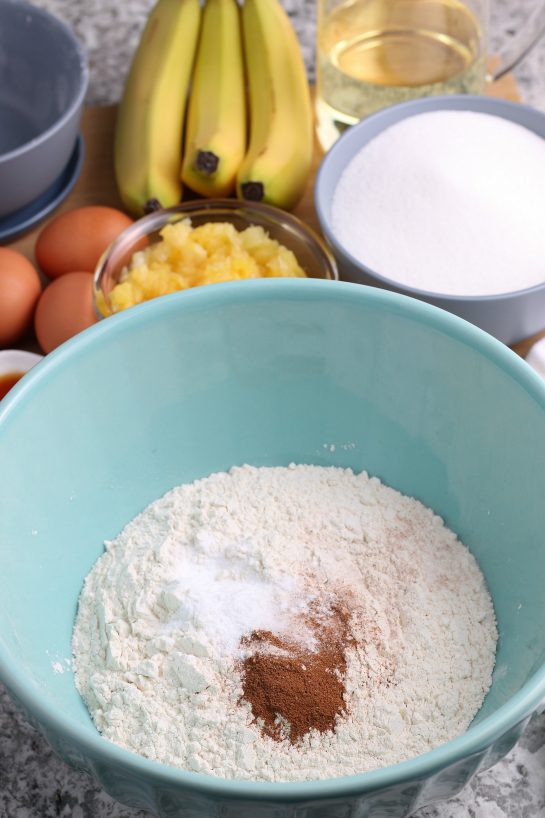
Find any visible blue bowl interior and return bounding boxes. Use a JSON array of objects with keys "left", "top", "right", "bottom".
[
  {"left": 1, "top": 280, "right": 545, "bottom": 786},
  {"left": 0, "top": 0, "right": 86, "bottom": 154}
]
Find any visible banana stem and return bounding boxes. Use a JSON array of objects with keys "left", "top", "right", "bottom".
[
  {"left": 195, "top": 151, "right": 220, "bottom": 174},
  {"left": 144, "top": 198, "right": 163, "bottom": 214},
  {"left": 240, "top": 181, "right": 265, "bottom": 201}
]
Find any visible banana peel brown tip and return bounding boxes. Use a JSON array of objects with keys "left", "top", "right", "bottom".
[{"left": 240, "top": 181, "right": 265, "bottom": 202}]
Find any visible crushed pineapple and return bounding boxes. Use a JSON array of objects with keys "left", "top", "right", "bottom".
[{"left": 104, "top": 219, "right": 307, "bottom": 313}]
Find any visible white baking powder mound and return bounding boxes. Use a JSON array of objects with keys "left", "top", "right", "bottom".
[
  {"left": 72, "top": 464, "right": 497, "bottom": 782},
  {"left": 331, "top": 110, "right": 545, "bottom": 296}
]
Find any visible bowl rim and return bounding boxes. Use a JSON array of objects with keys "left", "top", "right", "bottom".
[
  {"left": 315, "top": 94, "right": 545, "bottom": 303},
  {"left": 0, "top": 349, "right": 43, "bottom": 376},
  {"left": 93, "top": 198, "right": 339, "bottom": 317},
  {"left": 2, "top": 278, "right": 545, "bottom": 800},
  {"left": 0, "top": 0, "right": 89, "bottom": 165}
]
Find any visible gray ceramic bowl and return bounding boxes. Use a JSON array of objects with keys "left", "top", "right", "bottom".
[
  {"left": 0, "top": 0, "right": 88, "bottom": 218},
  {"left": 315, "top": 96, "right": 545, "bottom": 346}
]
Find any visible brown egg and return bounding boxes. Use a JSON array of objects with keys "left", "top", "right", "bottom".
[
  {"left": 0, "top": 248, "right": 42, "bottom": 346},
  {"left": 35, "top": 206, "right": 133, "bottom": 279},
  {"left": 34, "top": 272, "right": 98, "bottom": 354}
]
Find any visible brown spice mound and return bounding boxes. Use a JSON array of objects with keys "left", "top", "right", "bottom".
[{"left": 239, "top": 597, "right": 354, "bottom": 743}]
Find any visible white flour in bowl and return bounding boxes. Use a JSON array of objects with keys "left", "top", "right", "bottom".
[{"left": 72, "top": 464, "right": 497, "bottom": 782}]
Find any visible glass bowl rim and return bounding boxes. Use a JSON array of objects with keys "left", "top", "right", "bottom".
[{"left": 93, "top": 199, "right": 339, "bottom": 317}]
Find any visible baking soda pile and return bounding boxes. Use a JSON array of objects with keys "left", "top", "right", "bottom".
[
  {"left": 331, "top": 110, "right": 545, "bottom": 296},
  {"left": 73, "top": 464, "right": 497, "bottom": 782}
]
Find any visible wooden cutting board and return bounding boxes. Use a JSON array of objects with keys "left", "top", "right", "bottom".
[{"left": 8, "top": 73, "right": 543, "bottom": 358}]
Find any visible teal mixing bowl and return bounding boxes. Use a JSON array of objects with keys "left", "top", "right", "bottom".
[{"left": 1, "top": 279, "right": 545, "bottom": 817}]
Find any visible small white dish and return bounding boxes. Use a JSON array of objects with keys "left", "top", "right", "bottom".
[
  {"left": 0, "top": 349, "right": 43, "bottom": 374},
  {"left": 0, "top": 349, "right": 43, "bottom": 399}
]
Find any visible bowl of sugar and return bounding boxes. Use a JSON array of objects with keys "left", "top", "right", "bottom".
[{"left": 315, "top": 95, "right": 545, "bottom": 345}]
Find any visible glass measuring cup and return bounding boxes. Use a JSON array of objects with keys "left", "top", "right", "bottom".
[{"left": 315, "top": 0, "right": 545, "bottom": 150}]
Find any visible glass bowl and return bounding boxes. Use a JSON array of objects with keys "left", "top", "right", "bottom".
[{"left": 93, "top": 199, "right": 338, "bottom": 317}]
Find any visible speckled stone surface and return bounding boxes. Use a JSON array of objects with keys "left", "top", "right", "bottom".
[
  {"left": 2, "top": 2, "right": 545, "bottom": 817},
  {"left": 26, "top": 0, "right": 545, "bottom": 109}
]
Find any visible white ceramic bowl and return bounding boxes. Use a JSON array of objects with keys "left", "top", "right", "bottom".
[{"left": 0, "top": 349, "right": 43, "bottom": 398}]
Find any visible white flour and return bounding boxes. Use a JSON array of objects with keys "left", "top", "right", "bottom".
[{"left": 72, "top": 464, "right": 497, "bottom": 782}]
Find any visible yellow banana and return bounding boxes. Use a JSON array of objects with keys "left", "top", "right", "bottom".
[
  {"left": 181, "top": 0, "right": 246, "bottom": 197},
  {"left": 114, "top": 0, "right": 201, "bottom": 216},
  {"left": 236, "top": 0, "right": 313, "bottom": 210}
]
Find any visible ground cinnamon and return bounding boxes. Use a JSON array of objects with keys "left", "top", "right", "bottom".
[{"left": 239, "top": 597, "right": 354, "bottom": 743}]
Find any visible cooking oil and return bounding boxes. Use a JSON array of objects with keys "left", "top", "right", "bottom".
[{"left": 316, "top": 0, "right": 486, "bottom": 150}]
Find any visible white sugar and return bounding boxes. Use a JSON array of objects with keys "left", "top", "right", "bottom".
[
  {"left": 162, "top": 550, "right": 305, "bottom": 656},
  {"left": 331, "top": 110, "right": 545, "bottom": 296}
]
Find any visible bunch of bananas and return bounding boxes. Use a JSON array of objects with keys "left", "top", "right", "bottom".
[{"left": 114, "top": 0, "right": 313, "bottom": 217}]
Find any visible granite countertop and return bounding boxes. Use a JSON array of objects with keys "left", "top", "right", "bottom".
[
  {"left": 15, "top": 0, "right": 545, "bottom": 108},
  {"left": 2, "top": 1, "right": 545, "bottom": 817}
]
